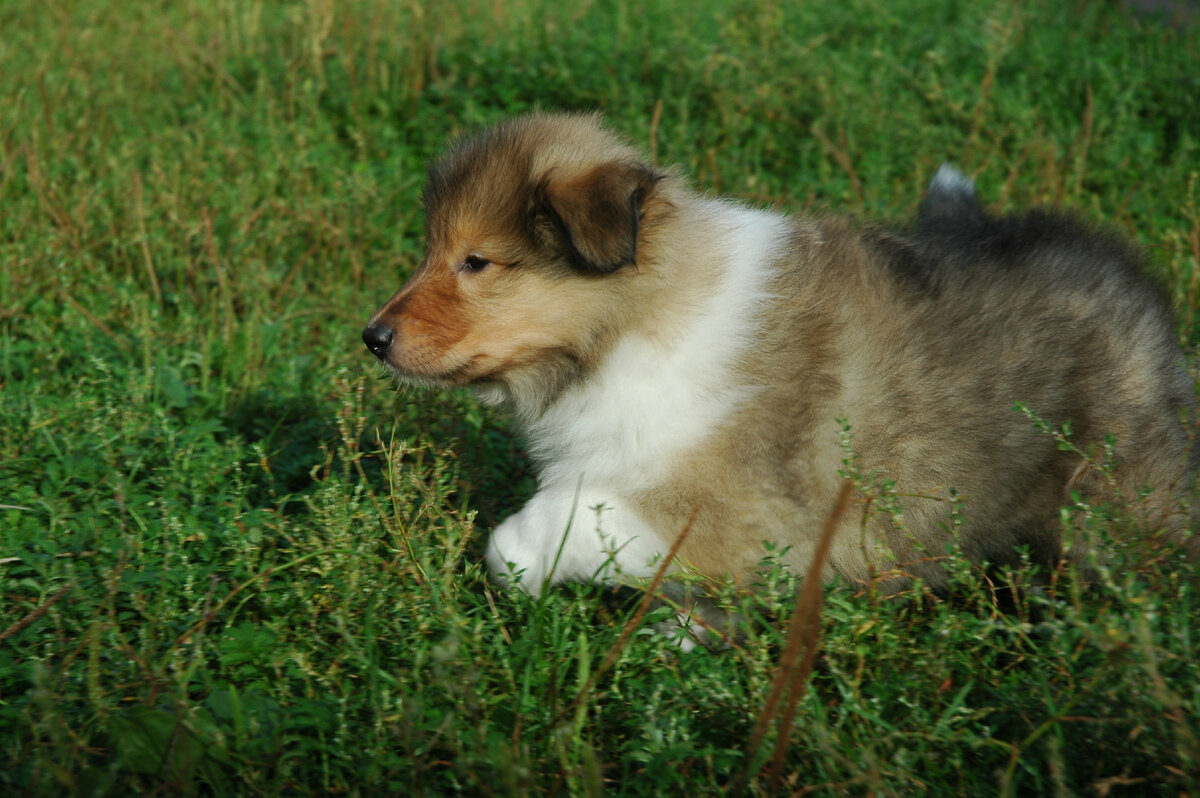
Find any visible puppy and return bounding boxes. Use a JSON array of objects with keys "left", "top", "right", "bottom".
[{"left": 363, "top": 112, "right": 1196, "bottom": 606}]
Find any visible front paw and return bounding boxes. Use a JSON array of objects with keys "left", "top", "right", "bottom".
[
  {"left": 483, "top": 488, "right": 668, "bottom": 595},
  {"left": 485, "top": 512, "right": 545, "bottom": 593}
]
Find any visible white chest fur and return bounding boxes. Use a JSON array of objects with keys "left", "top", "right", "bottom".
[{"left": 486, "top": 203, "right": 790, "bottom": 592}]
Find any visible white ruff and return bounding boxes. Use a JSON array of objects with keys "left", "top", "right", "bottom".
[{"left": 486, "top": 203, "right": 790, "bottom": 592}]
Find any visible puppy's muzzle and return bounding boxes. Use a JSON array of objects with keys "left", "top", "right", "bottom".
[{"left": 362, "top": 322, "right": 395, "bottom": 360}]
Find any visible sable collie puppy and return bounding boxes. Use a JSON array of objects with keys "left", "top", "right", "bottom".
[{"left": 363, "top": 112, "right": 1196, "bottom": 604}]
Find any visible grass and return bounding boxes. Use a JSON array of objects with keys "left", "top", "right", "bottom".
[{"left": 2, "top": 0, "right": 1199, "bottom": 794}]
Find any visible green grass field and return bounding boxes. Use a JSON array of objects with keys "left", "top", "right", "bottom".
[{"left": 3, "top": 0, "right": 1200, "bottom": 794}]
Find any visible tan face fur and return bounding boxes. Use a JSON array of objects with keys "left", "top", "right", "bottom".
[{"left": 363, "top": 114, "right": 665, "bottom": 411}]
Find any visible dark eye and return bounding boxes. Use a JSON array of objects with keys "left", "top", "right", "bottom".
[{"left": 461, "top": 255, "right": 490, "bottom": 273}]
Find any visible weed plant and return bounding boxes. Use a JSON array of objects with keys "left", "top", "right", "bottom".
[{"left": 2, "top": 0, "right": 1199, "bottom": 794}]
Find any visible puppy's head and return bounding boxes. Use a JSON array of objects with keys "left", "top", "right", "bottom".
[{"left": 363, "top": 113, "right": 665, "bottom": 407}]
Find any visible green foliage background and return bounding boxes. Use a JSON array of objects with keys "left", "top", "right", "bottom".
[{"left": 2, "top": 0, "right": 1199, "bottom": 794}]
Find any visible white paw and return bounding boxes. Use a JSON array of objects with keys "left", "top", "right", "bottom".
[{"left": 484, "top": 486, "right": 667, "bottom": 594}]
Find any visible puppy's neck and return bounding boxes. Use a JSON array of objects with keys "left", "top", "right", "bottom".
[{"left": 519, "top": 194, "right": 792, "bottom": 490}]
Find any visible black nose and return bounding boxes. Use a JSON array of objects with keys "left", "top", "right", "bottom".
[{"left": 362, "top": 322, "right": 395, "bottom": 360}]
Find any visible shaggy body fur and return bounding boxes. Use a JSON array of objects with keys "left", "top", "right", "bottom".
[{"left": 364, "top": 113, "right": 1196, "bottom": 598}]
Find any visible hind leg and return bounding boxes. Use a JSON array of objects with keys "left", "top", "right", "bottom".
[{"left": 1065, "top": 439, "right": 1197, "bottom": 566}]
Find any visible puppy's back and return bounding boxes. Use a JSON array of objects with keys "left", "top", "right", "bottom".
[{"left": 842, "top": 179, "right": 1197, "bottom": 568}]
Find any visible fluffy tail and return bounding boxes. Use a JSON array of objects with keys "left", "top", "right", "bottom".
[{"left": 918, "top": 164, "right": 984, "bottom": 228}]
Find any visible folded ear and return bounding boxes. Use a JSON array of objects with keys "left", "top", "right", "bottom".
[{"left": 535, "top": 162, "right": 663, "bottom": 273}]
